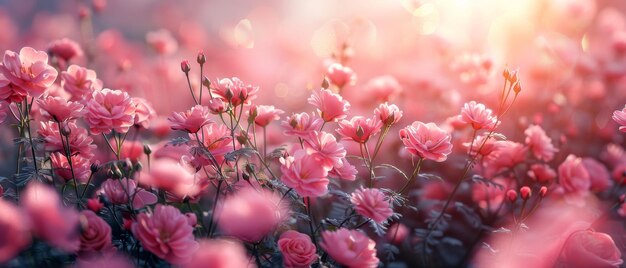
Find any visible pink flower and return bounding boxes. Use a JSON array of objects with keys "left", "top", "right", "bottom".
[
  {"left": 613, "top": 105, "right": 626, "bottom": 132},
  {"left": 364, "top": 75, "right": 402, "bottom": 102},
  {"left": 308, "top": 88, "right": 350, "bottom": 122},
  {"left": 524, "top": 125, "right": 558, "bottom": 161},
  {"left": 558, "top": 154, "right": 591, "bottom": 206},
  {"left": 38, "top": 121, "right": 96, "bottom": 158},
  {"left": 559, "top": 230, "right": 623, "bottom": 268},
  {"left": 217, "top": 187, "right": 287, "bottom": 243},
  {"left": 0, "top": 73, "right": 27, "bottom": 103},
  {"left": 303, "top": 131, "right": 346, "bottom": 169},
  {"left": 471, "top": 177, "right": 512, "bottom": 212},
  {"left": 78, "top": 210, "right": 113, "bottom": 255},
  {"left": 60, "top": 65, "right": 102, "bottom": 100},
  {"left": 350, "top": 187, "right": 393, "bottom": 223},
  {"left": 375, "top": 102, "right": 403, "bottom": 126},
  {"left": 329, "top": 158, "right": 358, "bottom": 181},
  {"left": 460, "top": 101, "right": 497, "bottom": 130},
  {"left": 0, "top": 47, "right": 58, "bottom": 97},
  {"left": 142, "top": 158, "right": 198, "bottom": 198},
  {"left": 320, "top": 228, "right": 379, "bottom": 268},
  {"left": 326, "top": 63, "right": 356, "bottom": 88},
  {"left": 282, "top": 112, "right": 323, "bottom": 139},
  {"left": 190, "top": 124, "right": 234, "bottom": 167},
  {"left": 37, "top": 95, "right": 85, "bottom": 122},
  {"left": 464, "top": 133, "right": 502, "bottom": 157},
  {"left": 251, "top": 105, "right": 284, "bottom": 127},
  {"left": 485, "top": 141, "right": 527, "bottom": 173},
  {"left": 337, "top": 116, "right": 383, "bottom": 143},
  {"left": 132, "top": 205, "right": 199, "bottom": 264},
  {"left": 399, "top": 121, "right": 452, "bottom": 162},
  {"left": 120, "top": 141, "right": 144, "bottom": 162},
  {"left": 169, "top": 105, "right": 213, "bottom": 134},
  {"left": 386, "top": 223, "right": 409, "bottom": 244},
  {"left": 0, "top": 199, "right": 30, "bottom": 264},
  {"left": 133, "top": 97, "right": 156, "bottom": 129},
  {"left": 184, "top": 239, "right": 253, "bottom": 268},
  {"left": 207, "top": 98, "right": 226, "bottom": 114},
  {"left": 146, "top": 29, "right": 178, "bottom": 55},
  {"left": 211, "top": 77, "right": 259, "bottom": 107},
  {"left": 527, "top": 164, "right": 557, "bottom": 183},
  {"left": 50, "top": 152, "right": 91, "bottom": 183},
  {"left": 582, "top": 158, "right": 613, "bottom": 192},
  {"left": 280, "top": 150, "right": 331, "bottom": 197},
  {"left": 85, "top": 88, "right": 137, "bottom": 134},
  {"left": 21, "top": 183, "right": 80, "bottom": 252},
  {"left": 100, "top": 178, "right": 157, "bottom": 209},
  {"left": 278, "top": 230, "right": 318, "bottom": 268},
  {"left": 47, "top": 38, "right": 83, "bottom": 62}
]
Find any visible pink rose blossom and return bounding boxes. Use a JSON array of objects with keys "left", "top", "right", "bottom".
[
  {"left": 350, "top": 187, "right": 394, "bottom": 223},
  {"left": 326, "top": 63, "right": 356, "bottom": 88},
  {"left": 132, "top": 205, "right": 199, "bottom": 264},
  {"left": 613, "top": 104, "right": 626, "bottom": 132},
  {"left": 559, "top": 230, "right": 623, "bottom": 268},
  {"left": 47, "top": 38, "right": 83, "bottom": 62},
  {"left": 303, "top": 131, "right": 346, "bottom": 169},
  {"left": 169, "top": 105, "right": 213, "bottom": 134},
  {"left": 280, "top": 150, "right": 332, "bottom": 197},
  {"left": 460, "top": 101, "right": 497, "bottom": 130},
  {"left": 524, "top": 124, "right": 558, "bottom": 161},
  {"left": 337, "top": 116, "right": 383, "bottom": 144},
  {"left": 85, "top": 88, "right": 137, "bottom": 134},
  {"left": 308, "top": 88, "right": 350, "bottom": 122},
  {"left": 146, "top": 29, "right": 178, "bottom": 55},
  {"left": 278, "top": 230, "right": 318, "bottom": 268},
  {"left": 60, "top": 65, "right": 102, "bottom": 100},
  {"left": 78, "top": 210, "right": 113, "bottom": 255},
  {"left": 0, "top": 47, "right": 58, "bottom": 97},
  {"left": 375, "top": 102, "right": 403, "bottom": 126},
  {"left": 320, "top": 228, "right": 379, "bottom": 268},
  {"left": 282, "top": 112, "right": 323, "bottom": 139},
  {"left": 582, "top": 157, "right": 613, "bottom": 192},
  {"left": 558, "top": 154, "right": 591, "bottom": 206},
  {"left": 100, "top": 178, "right": 157, "bottom": 209},
  {"left": 38, "top": 121, "right": 96, "bottom": 158},
  {"left": 190, "top": 124, "right": 235, "bottom": 167},
  {"left": 364, "top": 75, "right": 402, "bottom": 102},
  {"left": 141, "top": 158, "right": 198, "bottom": 198},
  {"left": 132, "top": 97, "right": 156, "bottom": 129},
  {"left": 37, "top": 95, "right": 85, "bottom": 122},
  {"left": 250, "top": 105, "right": 284, "bottom": 127},
  {"left": 211, "top": 77, "right": 259, "bottom": 106},
  {"left": 0, "top": 199, "right": 30, "bottom": 263},
  {"left": 329, "top": 158, "right": 358, "bottom": 181},
  {"left": 527, "top": 163, "right": 557, "bottom": 184},
  {"left": 399, "top": 121, "right": 452, "bottom": 162},
  {"left": 50, "top": 152, "right": 91, "bottom": 183},
  {"left": 184, "top": 239, "right": 253, "bottom": 268}
]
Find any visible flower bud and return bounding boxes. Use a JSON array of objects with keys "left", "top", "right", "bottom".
[
  {"left": 180, "top": 60, "right": 191, "bottom": 73},
  {"left": 202, "top": 76, "right": 211, "bottom": 88},
  {"left": 60, "top": 123, "right": 72, "bottom": 136},
  {"left": 506, "top": 189, "right": 517, "bottom": 202},
  {"left": 520, "top": 186, "right": 531, "bottom": 200},
  {"left": 196, "top": 51, "right": 206, "bottom": 65},
  {"left": 87, "top": 198, "right": 104, "bottom": 213},
  {"left": 513, "top": 81, "right": 522, "bottom": 94},
  {"left": 539, "top": 186, "right": 548, "bottom": 198},
  {"left": 143, "top": 144, "right": 152, "bottom": 155},
  {"left": 502, "top": 68, "right": 511, "bottom": 80},
  {"left": 356, "top": 125, "right": 364, "bottom": 138},
  {"left": 321, "top": 77, "right": 330, "bottom": 90},
  {"left": 509, "top": 69, "right": 519, "bottom": 83}
]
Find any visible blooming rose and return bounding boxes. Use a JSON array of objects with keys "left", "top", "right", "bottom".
[
  {"left": 460, "top": 101, "right": 497, "bottom": 130},
  {"left": 168, "top": 105, "right": 212, "bottom": 134},
  {"left": 350, "top": 187, "right": 393, "bottom": 223},
  {"left": 0, "top": 47, "right": 58, "bottom": 97},
  {"left": 78, "top": 210, "right": 113, "bottom": 255},
  {"left": 282, "top": 112, "right": 323, "bottom": 139},
  {"left": 85, "top": 88, "right": 137, "bottom": 134},
  {"left": 278, "top": 230, "right": 318, "bottom": 268},
  {"left": 336, "top": 116, "right": 383, "bottom": 144},
  {"left": 399, "top": 121, "right": 452, "bottom": 162},
  {"left": 280, "top": 150, "right": 332, "bottom": 197},
  {"left": 559, "top": 230, "right": 623, "bottom": 268},
  {"left": 558, "top": 154, "right": 591, "bottom": 206},
  {"left": 320, "top": 228, "right": 379, "bottom": 268}
]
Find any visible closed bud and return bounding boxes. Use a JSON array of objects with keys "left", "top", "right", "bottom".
[
  {"left": 180, "top": 60, "right": 191, "bottom": 73},
  {"left": 248, "top": 106, "right": 258, "bottom": 124},
  {"left": 242, "top": 172, "right": 250, "bottom": 181},
  {"left": 143, "top": 144, "right": 152, "bottom": 155},
  {"left": 509, "top": 69, "right": 519, "bottom": 83},
  {"left": 356, "top": 125, "right": 364, "bottom": 138},
  {"left": 224, "top": 88, "right": 234, "bottom": 101},
  {"left": 506, "top": 190, "right": 517, "bottom": 202},
  {"left": 87, "top": 198, "right": 104, "bottom": 213},
  {"left": 202, "top": 76, "right": 211, "bottom": 88},
  {"left": 539, "top": 186, "right": 548, "bottom": 198},
  {"left": 520, "top": 186, "right": 531, "bottom": 200},
  {"left": 236, "top": 133, "right": 249, "bottom": 145},
  {"left": 513, "top": 81, "right": 522, "bottom": 94},
  {"left": 196, "top": 51, "right": 206, "bottom": 65},
  {"left": 321, "top": 77, "right": 330, "bottom": 89},
  {"left": 60, "top": 123, "right": 72, "bottom": 137},
  {"left": 502, "top": 68, "right": 511, "bottom": 80}
]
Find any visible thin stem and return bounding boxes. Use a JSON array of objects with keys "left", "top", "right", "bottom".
[
  {"left": 199, "top": 65, "right": 204, "bottom": 105},
  {"left": 207, "top": 179, "right": 223, "bottom": 238},
  {"left": 305, "top": 197, "right": 318, "bottom": 246},
  {"left": 398, "top": 157, "right": 423, "bottom": 194},
  {"left": 263, "top": 126, "right": 267, "bottom": 161},
  {"left": 185, "top": 72, "right": 199, "bottom": 105}
]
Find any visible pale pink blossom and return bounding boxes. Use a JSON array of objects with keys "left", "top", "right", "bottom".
[
  {"left": 278, "top": 230, "right": 318, "bottom": 268},
  {"left": 100, "top": 178, "right": 157, "bottom": 209},
  {"left": 320, "top": 228, "right": 379, "bottom": 268},
  {"left": 460, "top": 101, "right": 497, "bottom": 130},
  {"left": 85, "top": 88, "right": 137, "bottom": 134},
  {"left": 37, "top": 95, "right": 85, "bottom": 122},
  {"left": 146, "top": 29, "right": 178, "bottom": 55},
  {"left": 350, "top": 187, "right": 393, "bottom": 223},
  {"left": 280, "top": 150, "right": 332, "bottom": 197},
  {"left": 0, "top": 47, "right": 58, "bottom": 97},
  {"left": 184, "top": 239, "right": 253, "bottom": 268},
  {"left": 399, "top": 121, "right": 452, "bottom": 162},
  {"left": 485, "top": 141, "right": 527, "bottom": 173},
  {"left": 282, "top": 112, "right": 323, "bottom": 139},
  {"left": 211, "top": 77, "right": 259, "bottom": 107},
  {"left": 50, "top": 152, "right": 91, "bottom": 183},
  {"left": 132, "top": 205, "right": 199, "bottom": 264},
  {"left": 326, "top": 63, "right": 356, "bottom": 88},
  {"left": 527, "top": 164, "right": 557, "bottom": 183},
  {"left": 190, "top": 124, "right": 235, "bottom": 166},
  {"left": 78, "top": 210, "right": 113, "bottom": 255},
  {"left": 0, "top": 72, "right": 27, "bottom": 103},
  {"left": 337, "top": 116, "right": 383, "bottom": 144},
  {"left": 21, "top": 183, "right": 80, "bottom": 252},
  {"left": 132, "top": 97, "right": 156, "bottom": 129},
  {"left": 0, "top": 199, "right": 30, "bottom": 263},
  {"left": 251, "top": 105, "right": 284, "bottom": 127},
  {"left": 613, "top": 104, "right": 626, "bottom": 132},
  {"left": 169, "top": 105, "right": 212, "bottom": 133},
  {"left": 524, "top": 125, "right": 558, "bottom": 161},
  {"left": 38, "top": 121, "right": 96, "bottom": 158},
  {"left": 329, "top": 158, "right": 358, "bottom": 181},
  {"left": 303, "top": 131, "right": 346, "bottom": 169},
  {"left": 217, "top": 187, "right": 287, "bottom": 243},
  {"left": 558, "top": 155, "right": 591, "bottom": 206},
  {"left": 582, "top": 158, "right": 613, "bottom": 192},
  {"left": 375, "top": 102, "right": 403, "bottom": 126},
  {"left": 141, "top": 158, "right": 198, "bottom": 198},
  {"left": 47, "top": 38, "right": 83, "bottom": 62},
  {"left": 364, "top": 75, "right": 402, "bottom": 102},
  {"left": 308, "top": 88, "right": 350, "bottom": 122},
  {"left": 60, "top": 65, "right": 102, "bottom": 100},
  {"left": 559, "top": 230, "right": 623, "bottom": 268}
]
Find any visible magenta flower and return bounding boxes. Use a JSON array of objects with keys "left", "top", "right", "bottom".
[
  {"left": 337, "top": 116, "right": 383, "bottom": 144},
  {"left": 47, "top": 38, "right": 83, "bottom": 62},
  {"left": 184, "top": 239, "right": 253, "bottom": 268},
  {"left": 460, "top": 101, "right": 497, "bottom": 130},
  {"left": 251, "top": 105, "right": 284, "bottom": 127},
  {"left": 303, "top": 131, "right": 346, "bottom": 169},
  {"left": 399, "top": 121, "right": 452, "bottom": 162},
  {"left": 100, "top": 178, "right": 157, "bottom": 209},
  {"left": 38, "top": 121, "right": 97, "bottom": 158},
  {"left": 280, "top": 150, "right": 332, "bottom": 197},
  {"left": 326, "top": 63, "right": 356, "bottom": 88},
  {"left": 350, "top": 187, "right": 393, "bottom": 223},
  {"left": 132, "top": 205, "right": 199, "bottom": 264},
  {"left": 308, "top": 88, "right": 350, "bottom": 122},
  {"left": 558, "top": 154, "right": 591, "bottom": 206},
  {"left": 0, "top": 199, "right": 30, "bottom": 264},
  {"left": 612, "top": 105, "right": 626, "bottom": 132},
  {"left": 50, "top": 152, "right": 91, "bottom": 183},
  {"left": 168, "top": 105, "right": 212, "bottom": 134},
  {"left": 60, "top": 65, "right": 102, "bottom": 101},
  {"left": 78, "top": 210, "right": 113, "bottom": 255},
  {"left": 375, "top": 102, "right": 403, "bottom": 126},
  {"left": 320, "top": 228, "right": 379, "bottom": 268},
  {"left": 278, "top": 230, "right": 318, "bottom": 268},
  {"left": 211, "top": 77, "right": 259, "bottom": 106},
  {"left": 524, "top": 124, "right": 558, "bottom": 161},
  {"left": 132, "top": 97, "right": 156, "bottom": 129},
  {"left": 85, "top": 88, "right": 137, "bottom": 134},
  {"left": 0, "top": 47, "right": 58, "bottom": 97},
  {"left": 281, "top": 112, "right": 323, "bottom": 139},
  {"left": 37, "top": 95, "right": 85, "bottom": 122}
]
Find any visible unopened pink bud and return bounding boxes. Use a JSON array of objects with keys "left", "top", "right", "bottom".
[
  {"left": 196, "top": 51, "right": 206, "bottom": 65},
  {"left": 539, "top": 186, "right": 548, "bottom": 198},
  {"left": 180, "top": 60, "right": 191, "bottom": 73},
  {"left": 520, "top": 186, "right": 531, "bottom": 200},
  {"left": 506, "top": 190, "right": 517, "bottom": 202}
]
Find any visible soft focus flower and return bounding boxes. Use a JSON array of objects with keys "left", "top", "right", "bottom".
[
  {"left": 364, "top": 75, "right": 402, "bottom": 102},
  {"left": 282, "top": 112, "right": 323, "bottom": 139},
  {"left": 85, "top": 88, "right": 137, "bottom": 134},
  {"left": 169, "top": 105, "right": 212, "bottom": 133},
  {"left": 146, "top": 29, "right": 178, "bottom": 55},
  {"left": 278, "top": 230, "right": 318, "bottom": 268},
  {"left": 60, "top": 65, "right": 102, "bottom": 100},
  {"left": 336, "top": 116, "right": 383, "bottom": 143},
  {"left": 386, "top": 223, "right": 409, "bottom": 244},
  {"left": 613, "top": 105, "right": 626, "bottom": 132},
  {"left": 76, "top": 254, "right": 134, "bottom": 268},
  {"left": 47, "top": 38, "right": 83, "bottom": 62},
  {"left": 280, "top": 150, "right": 331, "bottom": 197},
  {"left": 303, "top": 131, "right": 346, "bottom": 169},
  {"left": 217, "top": 187, "right": 287, "bottom": 243},
  {"left": 524, "top": 125, "right": 558, "bottom": 161},
  {"left": 38, "top": 121, "right": 96, "bottom": 158},
  {"left": 558, "top": 154, "right": 591, "bottom": 206},
  {"left": 582, "top": 157, "right": 613, "bottom": 192},
  {"left": 527, "top": 163, "right": 557, "bottom": 184},
  {"left": 78, "top": 210, "right": 113, "bottom": 255},
  {"left": 308, "top": 88, "right": 350, "bottom": 122},
  {"left": 100, "top": 178, "right": 157, "bottom": 209},
  {"left": 464, "top": 133, "right": 502, "bottom": 157},
  {"left": 140, "top": 158, "right": 198, "bottom": 198},
  {"left": 132, "top": 97, "right": 156, "bottom": 129},
  {"left": 472, "top": 177, "right": 512, "bottom": 212},
  {"left": 320, "top": 228, "right": 379, "bottom": 268},
  {"left": 191, "top": 124, "right": 234, "bottom": 166},
  {"left": 37, "top": 95, "right": 85, "bottom": 122},
  {"left": 375, "top": 102, "right": 403, "bottom": 126},
  {"left": 399, "top": 121, "right": 452, "bottom": 162},
  {"left": 0, "top": 199, "right": 30, "bottom": 264},
  {"left": 132, "top": 205, "right": 199, "bottom": 264},
  {"left": 184, "top": 239, "right": 253, "bottom": 268},
  {"left": 484, "top": 141, "right": 527, "bottom": 174},
  {"left": 326, "top": 63, "right": 356, "bottom": 88},
  {"left": 460, "top": 101, "right": 497, "bottom": 130},
  {"left": 251, "top": 105, "right": 284, "bottom": 127},
  {"left": 350, "top": 187, "right": 393, "bottom": 223},
  {"left": 559, "top": 230, "right": 623, "bottom": 268},
  {"left": 50, "top": 152, "right": 91, "bottom": 183},
  {"left": 211, "top": 77, "right": 259, "bottom": 106},
  {"left": 0, "top": 47, "right": 58, "bottom": 97},
  {"left": 329, "top": 158, "right": 358, "bottom": 181},
  {"left": 119, "top": 141, "right": 144, "bottom": 162}
]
